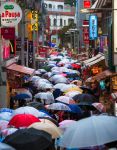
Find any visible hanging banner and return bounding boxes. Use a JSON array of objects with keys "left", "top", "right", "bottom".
[
  {"left": 89, "top": 15, "right": 98, "bottom": 40},
  {"left": 0, "top": 2, "right": 22, "bottom": 27},
  {"left": 28, "top": 41, "right": 33, "bottom": 68},
  {"left": 1, "top": 27, "right": 15, "bottom": 39}
]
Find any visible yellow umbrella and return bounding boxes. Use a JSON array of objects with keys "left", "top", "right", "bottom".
[
  {"left": 65, "top": 87, "right": 83, "bottom": 94},
  {"left": 28, "top": 122, "right": 62, "bottom": 139}
]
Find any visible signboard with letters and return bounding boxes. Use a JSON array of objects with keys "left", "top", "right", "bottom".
[
  {"left": 83, "top": 20, "right": 89, "bottom": 44},
  {"left": 0, "top": 2, "right": 22, "bottom": 27},
  {"left": 31, "top": 11, "right": 38, "bottom": 31},
  {"left": 89, "top": 15, "right": 98, "bottom": 40},
  {"left": 28, "top": 41, "right": 33, "bottom": 68},
  {"left": 1, "top": 27, "right": 15, "bottom": 39}
]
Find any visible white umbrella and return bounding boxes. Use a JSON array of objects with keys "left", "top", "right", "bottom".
[
  {"left": 50, "top": 75, "right": 64, "bottom": 82},
  {"left": 65, "top": 91, "right": 81, "bottom": 98},
  {"left": 0, "top": 143, "right": 16, "bottom": 150},
  {"left": 30, "top": 76, "right": 41, "bottom": 82},
  {"left": 0, "top": 112, "right": 12, "bottom": 121},
  {"left": 0, "top": 120, "right": 9, "bottom": 131},
  {"left": 47, "top": 103, "right": 71, "bottom": 111},
  {"left": 59, "top": 115, "right": 117, "bottom": 148},
  {"left": 13, "top": 106, "right": 40, "bottom": 118},
  {"left": 56, "top": 96, "right": 75, "bottom": 104},
  {"left": 34, "top": 92, "right": 54, "bottom": 104},
  {"left": 1, "top": 128, "right": 18, "bottom": 137},
  {"left": 53, "top": 83, "right": 67, "bottom": 89},
  {"left": 61, "top": 84, "right": 77, "bottom": 92},
  {"left": 36, "top": 82, "right": 53, "bottom": 90},
  {"left": 54, "top": 77, "right": 68, "bottom": 84}
]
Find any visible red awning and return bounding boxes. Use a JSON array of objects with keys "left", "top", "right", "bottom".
[{"left": 6, "top": 64, "right": 35, "bottom": 75}]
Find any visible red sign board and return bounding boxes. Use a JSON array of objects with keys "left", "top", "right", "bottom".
[
  {"left": 83, "top": 0, "right": 91, "bottom": 8},
  {"left": 1, "top": 27, "right": 15, "bottom": 39},
  {"left": 83, "top": 20, "right": 89, "bottom": 44}
]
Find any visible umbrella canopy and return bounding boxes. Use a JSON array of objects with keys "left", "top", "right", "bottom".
[
  {"left": 80, "top": 86, "right": 94, "bottom": 95},
  {"left": 27, "top": 102, "right": 46, "bottom": 111},
  {"left": 8, "top": 114, "right": 40, "bottom": 128},
  {"left": 13, "top": 106, "right": 41, "bottom": 118},
  {"left": 59, "top": 115, "right": 117, "bottom": 148},
  {"left": 47, "top": 103, "right": 71, "bottom": 111},
  {"left": 13, "top": 93, "right": 32, "bottom": 100},
  {"left": 0, "top": 112, "right": 12, "bottom": 121},
  {"left": 59, "top": 120, "right": 76, "bottom": 132},
  {"left": 64, "top": 87, "right": 83, "bottom": 93},
  {"left": 34, "top": 92, "right": 54, "bottom": 104},
  {"left": 0, "top": 143, "right": 16, "bottom": 150},
  {"left": 67, "top": 104, "right": 82, "bottom": 114},
  {"left": 29, "top": 122, "right": 62, "bottom": 139},
  {"left": 56, "top": 96, "right": 76, "bottom": 104},
  {"left": 2, "top": 128, "right": 18, "bottom": 138},
  {"left": 3, "top": 128, "right": 52, "bottom": 150},
  {"left": 54, "top": 77, "right": 68, "bottom": 84},
  {"left": 65, "top": 91, "right": 81, "bottom": 98},
  {"left": 92, "top": 103, "right": 106, "bottom": 113},
  {"left": 0, "top": 120, "right": 9, "bottom": 131},
  {"left": 39, "top": 117, "right": 59, "bottom": 127},
  {"left": 61, "top": 84, "right": 77, "bottom": 92},
  {"left": 53, "top": 83, "right": 67, "bottom": 89},
  {"left": 73, "top": 93, "right": 97, "bottom": 105},
  {"left": 0, "top": 108, "right": 14, "bottom": 114}
]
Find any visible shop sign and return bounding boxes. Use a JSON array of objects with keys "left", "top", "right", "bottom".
[
  {"left": 28, "top": 41, "right": 33, "bottom": 68},
  {"left": 89, "top": 15, "right": 98, "bottom": 40},
  {"left": 0, "top": 2, "right": 22, "bottom": 27},
  {"left": 83, "top": 20, "right": 89, "bottom": 44},
  {"left": 83, "top": 0, "right": 91, "bottom": 8},
  {"left": 31, "top": 11, "right": 38, "bottom": 31},
  {"left": 1, "top": 27, "right": 15, "bottom": 39}
]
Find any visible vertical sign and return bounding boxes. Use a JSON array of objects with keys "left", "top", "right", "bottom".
[
  {"left": 28, "top": 41, "right": 33, "bottom": 68},
  {"left": 31, "top": 11, "right": 38, "bottom": 31},
  {"left": 89, "top": 15, "right": 98, "bottom": 40},
  {"left": 83, "top": 20, "right": 89, "bottom": 44}
]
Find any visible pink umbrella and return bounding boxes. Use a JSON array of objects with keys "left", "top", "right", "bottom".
[
  {"left": 0, "top": 120, "right": 9, "bottom": 131},
  {"left": 59, "top": 120, "right": 76, "bottom": 132},
  {"left": 92, "top": 102, "right": 106, "bottom": 113}
]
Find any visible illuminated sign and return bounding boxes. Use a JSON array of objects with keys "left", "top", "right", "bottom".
[
  {"left": 31, "top": 11, "right": 38, "bottom": 31},
  {"left": 0, "top": 2, "right": 22, "bottom": 27},
  {"left": 83, "top": 0, "right": 91, "bottom": 8},
  {"left": 89, "top": 15, "right": 98, "bottom": 40}
]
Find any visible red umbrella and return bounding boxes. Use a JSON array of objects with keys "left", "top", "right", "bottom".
[
  {"left": 71, "top": 64, "right": 81, "bottom": 69},
  {"left": 9, "top": 114, "right": 40, "bottom": 128}
]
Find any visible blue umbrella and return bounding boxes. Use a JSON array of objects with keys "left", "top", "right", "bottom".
[
  {"left": 14, "top": 93, "right": 32, "bottom": 100},
  {"left": 0, "top": 108, "right": 14, "bottom": 113},
  {"left": 67, "top": 104, "right": 82, "bottom": 115}
]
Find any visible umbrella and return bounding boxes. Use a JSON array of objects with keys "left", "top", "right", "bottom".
[
  {"left": 65, "top": 91, "right": 81, "bottom": 98},
  {"left": 1, "top": 128, "right": 18, "bottom": 137},
  {"left": 73, "top": 94, "right": 97, "bottom": 105},
  {"left": 13, "top": 93, "right": 32, "bottom": 100},
  {"left": 80, "top": 86, "right": 94, "bottom": 95},
  {"left": 8, "top": 114, "right": 40, "bottom": 128},
  {"left": 59, "top": 115, "right": 117, "bottom": 148},
  {"left": 13, "top": 106, "right": 41, "bottom": 118},
  {"left": 0, "top": 143, "right": 16, "bottom": 150},
  {"left": 64, "top": 86, "right": 83, "bottom": 93},
  {"left": 59, "top": 120, "right": 76, "bottom": 132},
  {"left": 3, "top": 128, "right": 52, "bottom": 150},
  {"left": 47, "top": 103, "right": 71, "bottom": 111},
  {"left": 34, "top": 92, "right": 54, "bottom": 104},
  {"left": 56, "top": 96, "right": 76, "bottom": 104},
  {"left": 67, "top": 104, "right": 82, "bottom": 114},
  {"left": 61, "top": 84, "right": 77, "bottom": 92},
  {"left": 92, "top": 103, "right": 106, "bottom": 113},
  {"left": 27, "top": 102, "right": 46, "bottom": 111},
  {"left": 0, "top": 108, "right": 14, "bottom": 114},
  {"left": 0, "top": 120, "right": 9, "bottom": 131},
  {"left": 29, "top": 122, "right": 62, "bottom": 139},
  {"left": 54, "top": 77, "right": 68, "bottom": 84},
  {"left": 53, "top": 83, "right": 67, "bottom": 89},
  {"left": 39, "top": 117, "right": 59, "bottom": 127},
  {"left": 0, "top": 112, "right": 12, "bottom": 121}
]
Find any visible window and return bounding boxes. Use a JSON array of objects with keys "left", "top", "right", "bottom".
[
  {"left": 60, "top": 19, "right": 63, "bottom": 26},
  {"left": 49, "top": 4, "right": 52, "bottom": 9},
  {"left": 68, "top": 18, "right": 74, "bottom": 25},
  {"left": 58, "top": 5, "right": 63, "bottom": 10},
  {"left": 64, "top": 20, "right": 66, "bottom": 26},
  {"left": 53, "top": 18, "right": 57, "bottom": 26}
]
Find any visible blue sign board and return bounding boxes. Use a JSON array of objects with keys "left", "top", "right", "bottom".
[{"left": 89, "top": 15, "right": 98, "bottom": 40}]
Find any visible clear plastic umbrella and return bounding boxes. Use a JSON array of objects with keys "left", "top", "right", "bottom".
[
  {"left": 59, "top": 115, "right": 117, "bottom": 148},
  {"left": 56, "top": 96, "right": 75, "bottom": 104},
  {"left": 53, "top": 83, "right": 67, "bottom": 89},
  {"left": 0, "top": 112, "right": 12, "bottom": 121},
  {"left": 0, "top": 143, "right": 16, "bottom": 150},
  {"left": 54, "top": 77, "right": 68, "bottom": 84},
  {"left": 47, "top": 103, "right": 71, "bottom": 111},
  {"left": 34, "top": 92, "right": 54, "bottom": 104}
]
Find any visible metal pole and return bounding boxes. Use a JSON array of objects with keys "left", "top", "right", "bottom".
[{"left": 33, "top": 30, "right": 36, "bottom": 69}]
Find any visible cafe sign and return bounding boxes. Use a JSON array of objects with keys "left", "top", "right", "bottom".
[{"left": 0, "top": 2, "right": 22, "bottom": 27}]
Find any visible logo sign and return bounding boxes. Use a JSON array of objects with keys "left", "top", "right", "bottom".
[
  {"left": 31, "top": 11, "right": 38, "bottom": 31},
  {"left": 83, "top": 0, "right": 91, "bottom": 8},
  {"left": 89, "top": 15, "right": 98, "bottom": 40},
  {"left": 0, "top": 2, "right": 22, "bottom": 27},
  {"left": 1, "top": 27, "right": 15, "bottom": 39}
]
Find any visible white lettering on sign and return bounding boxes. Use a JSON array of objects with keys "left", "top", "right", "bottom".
[{"left": 0, "top": 2, "right": 22, "bottom": 27}]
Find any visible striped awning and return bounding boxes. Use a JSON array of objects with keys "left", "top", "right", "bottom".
[{"left": 96, "top": 0, "right": 110, "bottom": 8}]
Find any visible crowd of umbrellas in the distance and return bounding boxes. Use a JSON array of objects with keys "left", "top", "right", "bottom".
[{"left": 0, "top": 50, "right": 117, "bottom": 150}]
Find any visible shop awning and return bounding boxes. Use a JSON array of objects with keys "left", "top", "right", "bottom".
[
  {"left": 96, "top": 0, "right": 108, "bottom": 8},
  {"left": 91, "top": 0, "right": 99, "bottom": 9},
  {"left": 92, "top": 70, "right": 112, "bottom": 81},
  {"left": 6, "top": 64, "right": 35, "bottom": 75}
]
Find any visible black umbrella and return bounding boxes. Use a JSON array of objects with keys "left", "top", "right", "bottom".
[
  {"left": 27, "top": 102, "right": 46, "bottom": 111},
  {"left": 73, "top": 93, "right": 97, "bottom": 105},
  {"left": 80, "top": 86, "right": 94, "bottom": 95},
  {"left": 3, "top": 128, "right": 52, "bottom": 150}
]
